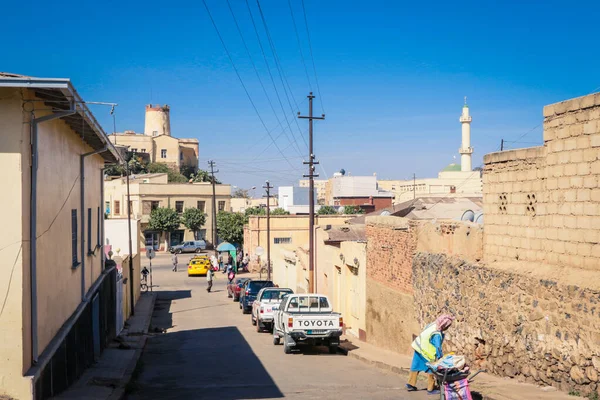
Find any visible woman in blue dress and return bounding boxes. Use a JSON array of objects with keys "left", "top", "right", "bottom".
[{"left": 406, "top": 314, "right": 455, "bottom": 395}]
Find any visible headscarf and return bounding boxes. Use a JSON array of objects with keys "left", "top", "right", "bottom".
[{"left": 435, "top": 314, "right": 455, "bottom": 331}]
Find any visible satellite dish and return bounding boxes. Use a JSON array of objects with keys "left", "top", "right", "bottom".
[
  {"left": 474, "top": 212, "right": 484, "bottom": 224},
  {"left": 380, "top": 210, "right": 391, "bottom": 216},
  {"left": 461, "top": 210, "right": 475, "bottom": 222},
  {"left": 255, "top": 246, "right": 264, "bottom": 256}
]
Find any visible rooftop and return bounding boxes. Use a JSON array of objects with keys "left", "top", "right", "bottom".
[
  {"left": 349, "top": 196, "right": 483, "bottom": 224},
  {"left": 323, "top": 224, "right": 366, "bottom": 243},
  {"left": 0, "top": 72, "right": 121, "bottom": 163},
  {"left": 441, "top": 163, "right": 461, "bottom": 172}
]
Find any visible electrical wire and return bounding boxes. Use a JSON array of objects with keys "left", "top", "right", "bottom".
[
  {"left": 226, "top": 0, "right": 303, "bottom": 158},
  {"left": 202, "top": 0, "right": 298, "bottom": 171},
  {"left": 287, "top": 0, "right": 312, "bottom": 91},
  {"left": 255, "top": 0, "right": 309, "bottom": 149},
  {"left": 244, "top": 0, "right": 307, "bottom": 156},
  {"left": 300, "top": 0, "right": 325, "bottom": 113}
]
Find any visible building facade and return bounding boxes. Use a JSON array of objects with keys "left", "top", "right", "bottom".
[
  {"left": 299, "top": 179, "right": 327, "bottom": 204},
  {"left": 325, "top": 174, "right": 394, "bottom": 212},
  {"left": 0, "top": 74, "right": 121, "bottom": 399},
  {"left": 108, "top": 104, "right": 199, "bottom": 170},
  {"left": 104, "top": 173, "right": 231, "bottom": 250}
]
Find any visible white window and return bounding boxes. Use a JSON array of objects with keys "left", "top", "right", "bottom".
[
  {"left": 153, "top": 130, "right": 158, "bottom": 136},
  {"left": 161, "top": 149, "right": 167, "bottom": 158}
]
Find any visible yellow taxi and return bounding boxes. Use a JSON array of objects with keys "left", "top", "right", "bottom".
[{"left": 187, "top": 255, "right": 211, "bottom": 276}]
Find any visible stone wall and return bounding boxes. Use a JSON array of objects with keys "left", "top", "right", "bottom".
[
  {"left": 483, "top": 92, "right": 600, "bottom": 270},
  {"left": 413, "top": 252, "right": 600, "bottom": 396}
]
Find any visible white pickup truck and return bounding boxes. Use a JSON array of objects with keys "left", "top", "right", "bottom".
[
  {"left": 272, "top": 294, "right": 342, "bottom": 354},
  {"left": 251, "top": 287, "right": 293, "bottom": 332}
]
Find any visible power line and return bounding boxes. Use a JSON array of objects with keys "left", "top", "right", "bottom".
[
  {"left": 287, "top": 0, "right": 312, "bottom": 91},
  {"left": 300, "top": 0, "right": 325, "bottom": 113},
  {"left": 244, "top": 0, "right": 306, "bottom": 156},
  {"left": 226, "top": 0, "right": 303, "bottom": 158},
  {"left": 255, "top": 0, "right": 309, "bottom": 150},
  {"left": 202, "top": 0, "right": 297, "bottom": 170}
]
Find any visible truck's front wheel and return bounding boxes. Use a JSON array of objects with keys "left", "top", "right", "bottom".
[{"left": 273, "top": 335, "right": 280, "bottom": 345}]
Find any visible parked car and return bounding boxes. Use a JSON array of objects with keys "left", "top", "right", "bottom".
[
  {"left": 187, "top": 255, "right": 210, "bottom": 276},
  {"left": 170, "top": 240, "right": 207, "bottom": 254},
  {"left": 239, "top": 280, "right": 274, "bottom": 314},
  {"left": 227, "top": 277, "right": 251, "bottom": 301},
  {"left": 273, "top": 294, "right": 342, "bottom": 354},
  {"left": 252, "top": 288, "right": 293, "bottom": 332}
]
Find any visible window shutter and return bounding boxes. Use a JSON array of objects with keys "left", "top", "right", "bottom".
[{"left": 71, "top": 209, "right": 78, "bottom": 266}]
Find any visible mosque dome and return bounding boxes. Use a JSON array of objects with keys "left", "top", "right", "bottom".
[{"left": 441, "top": 163, "right": 462, "bottom": 172}]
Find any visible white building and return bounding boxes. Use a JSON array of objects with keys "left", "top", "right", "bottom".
[{"left": 278, "top": 186, "right": 318, "bottom": 214}]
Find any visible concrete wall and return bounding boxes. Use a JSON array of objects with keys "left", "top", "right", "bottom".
[
  {"left": 483, "top": 92, "right": 600, "bottom": 270},
  {"left": 0, "top": 88, "right": 31, "bottom": 398},
  {"left": 0, "top": 88, "right": 110, "bottom": 398},
  {"left": 244, "top": 215, "right": 352, "bottom": 276},
  {"left": 413, "top": 252, "right": 600, "bottom": 396},
  {"left": 105, "top": 219, "right": 141, "bottom": 255},
  {"left": 153, "top": 135, "right": 180, "bottom": 167},
  {"left": 144, "top": 104, "right": 171, "bottom": 137}
]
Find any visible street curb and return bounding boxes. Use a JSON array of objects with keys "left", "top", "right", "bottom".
[{"left": 109, "top": 293, "right": 156, "bottom": 400}]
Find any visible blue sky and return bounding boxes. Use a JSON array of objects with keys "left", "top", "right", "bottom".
[{"left": 2, "top": 0, "right": 599, "bottom": 190}]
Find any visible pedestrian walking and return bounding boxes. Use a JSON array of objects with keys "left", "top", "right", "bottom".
[
  {"left": 210, "top": 254, "right": 219, "bottom": 271},
  {"left": 406, "top": 314, "right": 455, "bottom": 395},
  {"left": 206, "top": 267, "right": 214, "bottom": 292},
  {"left": 171, "top": 253, "right": 178, "bottom": 272},
  {"left": 242, "top": 253, "right": 249, "bottom": 272}
]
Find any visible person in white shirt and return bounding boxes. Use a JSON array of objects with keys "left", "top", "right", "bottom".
[{"left": 171, "top": 253, "right": 178, "bottom": 272}]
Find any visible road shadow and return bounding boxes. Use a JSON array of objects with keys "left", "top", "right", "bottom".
[
  {"left": 126, "top": 326, "right": 283, "bottom": 399},
  {"left": 126, "top": 290, "right": 282, "bottom": 400},
  {"left": 149, "top": 290, "right": 191, "bottom": 332}
]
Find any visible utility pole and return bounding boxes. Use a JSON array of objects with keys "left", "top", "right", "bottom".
[
  {"left": 500, "top": 139, "right": 504, "bottom": 151},
  {"left": 299, "top": 92, "right": 325, "bottom": 293},
  {"left": 208, "top": 160, "right": 219, "bottom": 247},
  {"left": 263, "top": 180, "right": 274, "bottom": 281},
  {"left": 413, "top": 173, "right": 416, "bottom": 200},
  {"left": 125, "top": 159, "right": 134, "bottom": 316}
]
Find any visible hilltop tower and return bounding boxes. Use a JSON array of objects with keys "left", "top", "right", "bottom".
[
  {"left": 144, "top": 104, "right": 171, "bottom": 137},
  {"left": 459, "top": 97, "right": 473, "bottom": 172}
]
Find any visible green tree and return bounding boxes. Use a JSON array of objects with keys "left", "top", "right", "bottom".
[
  {"left": 270, "top": 208, "right": 290, "bottom": 215},
  {"left": 147, "top": 162, "right": 189, "bottom": 183},
  {"left": 232, "top": 188, "right": 250, "bottom": 198},
  {"left": 127, "top": 156, "right": 148, "bottom": 175},
  {"left": 216, "top": 211, "right": 246, "bottom": 245},
  {"left": 181, "top": 208, "right": 207, "bottom": 239},
  {"left": 317, "top": 205, "right": 337, "bottom": 215},
  {"left": 191, "top": 169, "right": 221, "bottom": 184},
  {"left": 147, "top": 162, "right": 170, "bottom": 174},
  {"left": 180, "top": 164, "right": 198, "bottom": 179},
  {"left": 147, "top": 207, "right": 181, "bottom": 249},
  {"left": 343, "top": 205, "right": 364, "bottom": 214},
  {"left": 244, "top": 206, "right": 266, "bottom": 220},
  {"left": 104, "top": 163, "right": 124, "bottom": 176}
]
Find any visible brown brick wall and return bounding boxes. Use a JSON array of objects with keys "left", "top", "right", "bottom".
[
  {"left": 483, "top": 92, "right": 600, "bottom": 270},
  {"left": 365, "top": 218, "right": 416, "bottom": 294}
]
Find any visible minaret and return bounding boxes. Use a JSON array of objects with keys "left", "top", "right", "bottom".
[{"left": 459, "top": 97, "right": 473, "bottom": 172}]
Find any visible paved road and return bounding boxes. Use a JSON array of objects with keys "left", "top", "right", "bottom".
[{"left": 125, "top": 253, "right": 429, "bottom": 400}]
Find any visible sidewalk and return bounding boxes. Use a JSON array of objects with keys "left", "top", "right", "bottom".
[
  {"left": 339, "top": 336, "right": 573, "bottom": 400},
  {"left": 53, "top": 292, "right": 156, "bottom": 400}
]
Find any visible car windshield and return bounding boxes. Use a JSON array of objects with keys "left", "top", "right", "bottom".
[
  {"left": 287, "top": 296, "right": 331, "bottom": 312},
  {"left": 261, "top": 289, "right": 292, "bottom": 302},
  {"left": 248, "top": 281, "right": 273, "bottom": 293}
]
